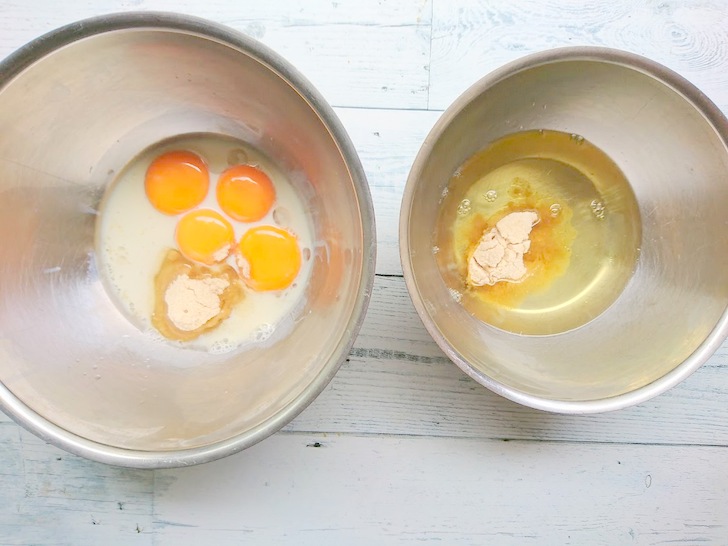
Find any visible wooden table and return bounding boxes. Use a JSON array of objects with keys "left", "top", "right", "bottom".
[{"left": 2, "top": 1, "right": 727, "bottom": 544}]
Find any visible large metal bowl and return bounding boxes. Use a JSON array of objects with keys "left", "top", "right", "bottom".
[
  {"left": 400, "top": 48, "right": 728, "bottom": 413},
  {"left": 0, "top": 13, "right": 375, "bottom": 467}
]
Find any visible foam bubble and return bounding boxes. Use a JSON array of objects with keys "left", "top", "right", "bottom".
[
  {"left": 448, "top": 288, "right": 463, "bottom": 303},
  {"left": 457, "top": 199, "right": 472, "bottom": 216},
  {"left": 590, "top": 199, "right": 606, "bottom": 219},
  {"left": 209, "top": 340, "right": 237, "bottom": 355},
  {"left": 254, "top": 323, "right": 275, "bottom": 342},
  {"left": 484, "top": 190, "right": 498, "bottom": 203}
]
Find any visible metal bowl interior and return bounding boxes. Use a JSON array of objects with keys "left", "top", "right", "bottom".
[
  {"left": 401, "top": 48, "right": 728, "bottom": 413},
  {"left": 0, "top": 13, "right": 375, "bottom": 467}
]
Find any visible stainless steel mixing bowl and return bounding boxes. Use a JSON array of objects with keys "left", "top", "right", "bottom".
[
  {"left": 0, "top": 13, "right": 375, "bottom": 467},
  {"left": 400, "top": 47, "right": 728, "bottom": 413}
]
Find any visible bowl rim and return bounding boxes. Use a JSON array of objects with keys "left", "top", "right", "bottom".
[
  {"left": 0, "top": 11, "right": 376, "bottom": 467},
  {"left": 400, "top": 46, "right": 728, "bottom": 414}
]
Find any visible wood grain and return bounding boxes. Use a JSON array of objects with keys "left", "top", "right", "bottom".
[
  {"left": 1, "top": 1, "right": 727, "bottom": 544},
  {"left": 0, "top": 428, "right": 154, "bottom": 545},
  {"left": 153, "top": 432, "right": 728, "bottom": 545},
  {"left": 429, "top": 0, "right": 728, "bottom": 112},
  {"left": 335, "top": 107, "right": 442, "bottom": 276},
  {"left": 0, "top": 0, "right": 432, "bottom": 110}
]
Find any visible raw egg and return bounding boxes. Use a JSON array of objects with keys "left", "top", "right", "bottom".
[
  {"left": 238, "top": 225, "right": 301, "bottom": 291},
  {"left": 175, "top": 209, "right": 235, "bottom": 265},
  {"left": 98, "top": 134, "right": 314, "bottom": 353},
  {"left": 145, "top": 151, "right": 209, "bottom": 215},
  {"left": 217, "top": 164, "right": 276, "bottom": 222}
]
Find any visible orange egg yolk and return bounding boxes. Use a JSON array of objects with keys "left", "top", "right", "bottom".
[
  {"left": 238, "top": 226, "right": 301, "bottom": 291},
  {"left": 175, "top": 209, "right": 235, "bottom": 265},
  {"left": 145, "top": 151, "right": 209, "bottom": 215},
  {"left": 217, "top": 165, "right": 276, "bottom": 222}
]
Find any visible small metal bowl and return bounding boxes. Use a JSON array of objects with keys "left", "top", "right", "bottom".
[
  {"left": 0, "top": 13, "right": 375, "bottom": 467},
  {"left": 400, "top": 47, "right": 728, "bottom": 413}
]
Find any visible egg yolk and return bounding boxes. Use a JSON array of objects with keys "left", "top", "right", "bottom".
[
  {"left": 238, "top": 226, "right": 301, "bottom": 291},
  {"left": 217, "top": 165, "right": 276, "bottom": 222},
  {"left": 175, "top": 209, "right": 235, "bottom": 265},
  {"left": 145, "top": 151, "right": 209, "bottom": 215}
]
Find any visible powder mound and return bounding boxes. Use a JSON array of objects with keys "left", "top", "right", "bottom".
[
  {"left": 164, "top": 274, "right": 230, "bottom": 331},
  {"left": 152, "top": 249, "right": 243, "bottom": 341},
  {"left": 467, "top": 211, "right": 539, "bottom": 287}
]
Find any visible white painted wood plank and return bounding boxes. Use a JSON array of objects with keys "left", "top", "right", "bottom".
[
  {"left": 0, "top": 2, "right": 726, "bottom": 545},
  {"left": 429, "top": 0, "right": 728, "bottom": 112},
  {"left": 334, "top": 107, "right": 442, "bottom": 276},
  {"left": 0, "top": 0, "right": 432, "bottom": 110},
  {"left": 153, "top": 432, "right": 728, "bottom": 545},
  {"left": 0, "top": 428, "right": 154, "bottom": 545}
]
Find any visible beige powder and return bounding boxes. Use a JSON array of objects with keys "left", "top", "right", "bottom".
[
  {"left": 467, "top": 210, "right": 539, "bottom": 287},
  {"left": 164, "top": 274, "right": 230, "bottom": 331},
  {"left": 211, "top": 243, "right": 232, "bottom": 263}
]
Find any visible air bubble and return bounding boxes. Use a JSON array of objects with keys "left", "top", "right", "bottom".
[
  {"left": 254, "top": 323, "right": 275, "bottom": 342},
  {"left": 272, "top": 206, "right": 291, "bottom": 226},
  {"left": 452, "top": 168, "right": 462, "bottom": 178},
  {"left": 302, "top": 247, "right": 311, "bottom": 261},
  {"left": 484, "top": 190, "right": 498, "bottom": 203},
  {"left": 456, "top": 199, "right": 472, "bottom": 216},
  {"left": 226, "top": 148, "right": 249, "bottom": 166},
  {"left": 441, "top": 187, "right": 449, "bottom": 199},
  {"left": 570, "top": 133, "right": 585, "bottom": 144},
  {"left": 590, "top": 199, "right": 606, "bottom": 219},
  {"left": 549, "top": 203, "right": 562, "bottom": 217},
  {"left": 448, "top": 288, "right": 462, "bottom": 303},
  {"left": 538, "top": 129, "right": 545, "bottom": 135},
  {"left": 431, "top": 246, "right": 440, "bottom": 255},
  {"left": 209, "top": 341, "right": 236, "bottom": 355}
]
